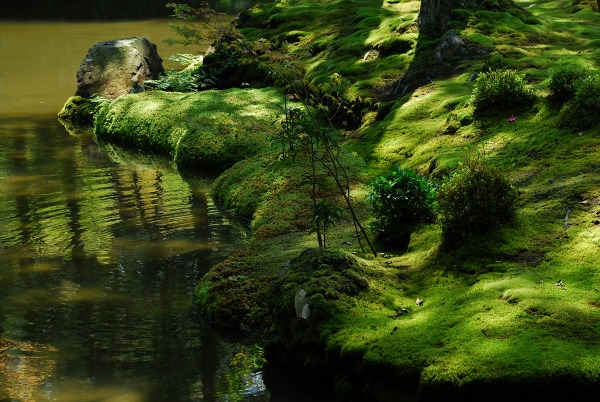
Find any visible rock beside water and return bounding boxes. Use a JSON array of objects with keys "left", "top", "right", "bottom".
[{"left": 75, "top": 36, "right": 164, "bottom": 99}]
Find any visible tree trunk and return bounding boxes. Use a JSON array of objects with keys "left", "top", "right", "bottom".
[{"left": 418, "top": 0, "right": 468, "bottom": 35}]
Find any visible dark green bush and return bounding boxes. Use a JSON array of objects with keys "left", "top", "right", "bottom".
[
  {"left": 437, "top": 155, "right": 517, "bottom": 243},
  {"left": 470, "top": 69, "right": 536, "bottom": 113},
  {"left": 367, "top": 166, "right": 436, "bottom": 251},
  {"left": 549, "top": 64, "right": 589, "bottom": 101},
  {"left": 574, "top": 71, "right": 600, "bottom": 115}
]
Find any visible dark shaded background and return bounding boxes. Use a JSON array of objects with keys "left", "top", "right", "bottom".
[{"left": 0, "top": 0, "right": 259, "bottom": 20}]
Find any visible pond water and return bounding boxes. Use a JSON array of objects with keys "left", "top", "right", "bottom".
[{"left": 0, "top": 6, "right": 282, "bottom": 402}]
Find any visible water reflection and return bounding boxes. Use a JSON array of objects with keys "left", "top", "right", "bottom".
[
  {"left": 0, "top": 118, "right": 265, "bottom": 401},
  {"left": 0, "top": 21, "right": 197, "bottom": 119},
  {"left": 1, "top": 4, "right": 279, "bottom": 400}
]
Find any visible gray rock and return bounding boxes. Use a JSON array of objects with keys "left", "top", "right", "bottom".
[
  {"left": 75, "top": 37, "right": 164, "bottom": 99},
  {"left": 295, "top": 289, "right": 310, "bottom": 319},
  {"left": 301, "top": 303, "right": 311, "bottom": 319}
]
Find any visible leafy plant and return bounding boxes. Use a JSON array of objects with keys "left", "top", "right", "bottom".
[
  {"left": 549, "top": 64, "right": 589, "bottom": 101},
  {"left": 471, "top": 69, "right": 536, "bottom": 113},
  {"left": 257, "top": 44, "right": 377, "bottom": 254},
  {"left": 574, "top": 71, "right": 600, "bottom": 115},
  {"left": 366, "top": 166, "right": 436, "bottom": 251},
  {"left": 198, "top": 45, "right": 245, "bottom": 89},
  {"left": 311, "top": 200, "right": 346, "bottom": 248},
  {"left": 271, "top": 105, "right": 307, "bottom": 159},
  {"left": 436, "top": 154, "right": 517, "bottom": 244},
  {"left": 143, "top": 69, "right": 199, "bottom": 92},
  {"left": 165, "top": 2, "right": 246, "bottom": 90}
]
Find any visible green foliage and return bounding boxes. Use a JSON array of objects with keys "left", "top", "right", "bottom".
[
  {"left": 198, "top": 45, "right": 245, "bottom": 89},
  {"left": 133, "top": 55, "right": 205, "bottom": 93},
  {"left": 550, "top": 65, "right": 599, "bottom": 127},
  {"left": 574, "top": 71, "right": 600, "bottom": 116},
  {"left": 257, "top": 48, "right": 376, "bottom": 253},
  {"left": 470, "top": 69, "right": 536, "bottom": 113},
  {"left": 98, "top": 1, "right": 600, "bottom": 397},
  {"left": 168, "top": 53, "right": 203, "bottom": 67},
  {"left": 143, "top": 69, "right": 199, "bottom": 92},
  {"left": 549, "top": 64, "right": 589, "bottom": 101},
  {"left": 166, "top": 2, "right": 249, "bottom": 90},
  {"left": 311, "top": 200, "right": 345, "bottom": 248},
  {"left": 367, "top": 166, "right": 436, "bottom": 251},
  {"left": 437, "top": 155, "right": 517, "bottom": 244},
  {"left": 271, "top": 105, "right": 307, "bottom": 158},
  {"left": 302, "top": 72, "right": 371, "bottom": 130}
]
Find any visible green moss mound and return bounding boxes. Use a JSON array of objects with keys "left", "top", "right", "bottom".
[
  {"left": 194, "top": 233, "right": 319, "bottom": 333},
  {"left": 211, "top": 147, "right": 366, "bottom": 239},
  {"left": 94, "top": 88, "right": 286, "bottom": 170},
  {"left": 266, "top": 248, "right": 371, "bottom": 374},
  {"left": 211, "top": 153, "right": 314, "bottom": 235},
  {"left": 272, "top": 248, "right": 370, "bottom": 329},
  {"left": 194, "top": 246, "right": 276, "bottom": 332},
  {"left": 58, "top": 95, "right": 109, "bottom": 133}
]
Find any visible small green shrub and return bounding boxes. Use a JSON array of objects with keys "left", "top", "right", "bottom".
[
  {"left": 367, "top": 166, "right": 436, "bottom": 251},
  {"left": 197, "top": 46, "right": 243, "bottom": 89},
  {"left": 143, "top": 69, "right": 199, "bottom": 92},
  {"left": 311, "top": 200, "right": 346, "bottom": 248},
  {"left": 574, "top": 71, "right": 600, "bottom": 115},
  {"left": 270, "top": 106, "right": 311, "bottom": 159},
  {"left": 470, "top": 69, "right": 536, "bottom": 113},
  {"left": 549, "top": 64, "right": 589, "bottom": 101},
  {"left": 437, "top": 155, "right": 517, "bottom": 243}
]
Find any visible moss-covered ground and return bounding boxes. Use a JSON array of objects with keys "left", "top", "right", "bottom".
[
  {"left": 86, "top": 0, "right": 600, "bottom": 400},
  {"left": 94, "top": 87, "right": 288, "bottom": 170}
]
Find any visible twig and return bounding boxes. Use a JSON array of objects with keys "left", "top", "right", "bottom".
[{"left": 563, "top": 207, "right": 571, "bottom": 230}]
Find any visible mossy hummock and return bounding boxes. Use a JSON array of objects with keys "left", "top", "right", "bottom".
[{"left": 94, "top": 88, "right": 286, "bottom": 171}]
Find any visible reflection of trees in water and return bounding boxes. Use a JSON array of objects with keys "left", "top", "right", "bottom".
[
  {"left": 0, "top": 338, "right": 58, "bottom": 401},
  {"left": 214, "top": 344, "right": 270, "bottom": 402},
  {"left": 0, "top": 119, "right": 253, "bottom": 401},
  {"left": 1, "top": 0, "right": 264, "bottom": 20}
]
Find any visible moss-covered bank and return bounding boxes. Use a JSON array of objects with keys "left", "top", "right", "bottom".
[
  {"left": 94, "top": 87, "right": 286, "bottom": 171},
  {"left": 66, "top": 0, "right": 600, "bottom": 400},
  {"left": 194, "top": 0, "right": 600, "bottom": 400}
]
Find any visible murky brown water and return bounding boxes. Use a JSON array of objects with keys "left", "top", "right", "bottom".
[
  {"left": 0, "top": 19, "right": 201, "bottom": 119},
  {"left": 0, "top": 19, "right": 271, "bottom": 402}
]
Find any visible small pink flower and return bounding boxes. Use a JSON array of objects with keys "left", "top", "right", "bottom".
[{"left": 507, "top": 115, "right": 517, "bottom": 123}]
